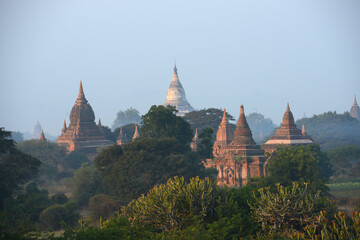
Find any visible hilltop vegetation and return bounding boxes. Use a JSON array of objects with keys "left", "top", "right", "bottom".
[{"left": 296, "top": 111, "right": 360, "bottom": 150}]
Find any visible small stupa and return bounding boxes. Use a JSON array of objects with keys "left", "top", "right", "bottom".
[{"left": 116, "top": 128, "right": 128, "bottom": 145}]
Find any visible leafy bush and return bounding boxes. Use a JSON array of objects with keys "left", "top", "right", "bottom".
[{"left": 40, "top": 202, "right": 78, "bottom": 230}]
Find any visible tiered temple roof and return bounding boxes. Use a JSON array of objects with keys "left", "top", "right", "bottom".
[
  {"left": 262, "top": 103, "right": 313, "bottom": 153},
  {"left": 57, "top": 82, "right": 113, "bottom": 158},
  {"left": 206, "top": 105, "right": 266, "bottom": 187},
  {"left": 163, "top": 65, "right": 194, "bottom": 116}
]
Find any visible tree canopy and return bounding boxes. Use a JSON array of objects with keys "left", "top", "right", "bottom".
[
  {"left": 95, "top": 138, "right": 209, "bottom": 204},
  {"left": 296, "top": 111, "right": 360, "bottom": 150},
  {"left": 264, "top": 145, "right": 332, "bottom": 192},
  {"left": 112, "top": 107, "right": 141, "bottom": 130},
  {"left": 140, "top": 105, "right": 193, "bottom": 146},
  {"left": 183, "top": 108, "right": 235, "bottom": 135},
  {"left": 246, "top": 112, "right": 276, "bottom": 144},
  {"left": 0, "top": 128, "right": 41, "bottom": 210}
]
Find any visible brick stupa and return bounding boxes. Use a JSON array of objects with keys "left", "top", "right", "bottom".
[
  {"left": 262, "top": 103, "right": 313, "bottom": 153},
  {"left": 57, "top": 82, "right": 113, "bottom": 158},
  {"left": 205, "top": 105, "right": 266, "bottom": 187},
  {"left": 163, "top": 64, "right": 194, "bottom": 116}
]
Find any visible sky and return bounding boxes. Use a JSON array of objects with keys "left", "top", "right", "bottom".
[{"left": 0, "top": 0, "right": 359, "bottom": 137}]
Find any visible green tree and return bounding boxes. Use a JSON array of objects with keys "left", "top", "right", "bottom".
[
  {"left": 112, "top": 107, "right": 141, "bottom": 130},
  {"left": 327, "top": 145, "right": 360, "bottom": 179},
  {"left": 72, "top": 163, "right": 103, "bottom": 206},
  {"left": 88, "top": 194, "right": 121, "bottom": 222},
  {"left": 140, "top": 105, "right": 193, "bottom": 146},
  {"left": 17, "top": 140, "right": 88, "bottom": 184},
  {"left": 1, "top": 182, "right": 51, "bottom": 230},
  {"left": 197, "top": 127, "right": 214, "bottom": 159},
  {"left": 183, "top": 108, "right": 235, "bottom": 135},
  {"left": 123, "top": 176, "right": 219, "bottom": 231},
  {"left": 265, "top": 145, "right": 332, "bottom": 192},
  {"left": 95, "top": 139, "right": 209, "bottom": 204},
  {"left": 296, "top": 111, "right": 360, "bottom": 150},
  {"left": 246, "top": 112, "right": 276, "bottom": 144},
  {"left": 39, "top": 201, "right": 79, "bottom": 230},
  {"left": 249, "top": 182, "right": 332, "bottom": 237},
  {"left": 0, "top": 128, "right": 41, "bottom": 209}
]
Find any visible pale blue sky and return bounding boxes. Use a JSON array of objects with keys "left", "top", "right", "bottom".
[{"left": 0, "top": 0, "right": 359, "bottom": 136}]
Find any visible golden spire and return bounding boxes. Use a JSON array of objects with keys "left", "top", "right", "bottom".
[{"left": 132, "top": 124, "right": 140, "bottom": 140}]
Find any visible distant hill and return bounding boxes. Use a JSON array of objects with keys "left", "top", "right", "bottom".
[{"left": 296, "top": 112, "right": 360, "bottom": 151}]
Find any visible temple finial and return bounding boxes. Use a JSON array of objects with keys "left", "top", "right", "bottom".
[
  {"left": 62, "top": 119, "right": 67, "bottom": 132},
  {"left": 302, "top": 124, "right": 307, "bottom": 135},
  {"left": 286, "top": 102, "right": 290, "bottom": 112},
  {"left": 78, "top": 81, "right": 85, "bottom": 100},
  {"left": 132, "top": 124, "right": 140, "bottom": 140},
  {"left": 221, "top": 108, "right": 228, "bottom": 124},
  {"left": 354, "top": 95, "right": 358, "bottom": 105},
  {"left": 173, "top": 62, "right": 177, "bottom": 74},
  {"left": 98, "top": 118, "right": 102, "bottom": 128}
]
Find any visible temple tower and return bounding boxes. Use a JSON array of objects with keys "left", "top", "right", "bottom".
[
  {"left": 213, "top": 109, "right": 234, "bottom": 157},
  {"left": 350, "top": 95, "right": 360, "bottom": 119},
  {"left": 205, "top": 105, "right": 266, "bottom": 187},
  {"left": 163, "top": 64, "right": 194, "bottom": 116},
  {"left": 57, "top": 82, "right": 114, "bottom": 158},
  {"left": 262, "top": 103, "right": 313, "bottom": 153}
]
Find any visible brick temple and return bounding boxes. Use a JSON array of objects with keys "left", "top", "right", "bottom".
[
  {"left": 262, "top": 103, "right": 313, "bottom": 153},
  {"left": 205, "top": 105, "right": 266, "bottom": 187},
  {"left": 57, "top": 82, "right": 113, "bottom": 158}
]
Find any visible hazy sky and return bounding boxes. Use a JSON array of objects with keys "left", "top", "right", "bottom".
[{"left": 1, "top": 0, "right": 359, "bottom": 136}]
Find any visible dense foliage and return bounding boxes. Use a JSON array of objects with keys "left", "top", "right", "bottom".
[
  {"left": 17, "top": 140, "right": 88, "bottom": 185},
  {"left": 141, "top": 105, "right": 194, "bottom": 146},
  {"left": 112, "top": 107, "right": 141, "bottom": 130},
  {"left": 296, "top": 111, "right": 360, "bottom": 150},
  {"left": 0, "top": 128, "right": 41, "bottom": 210},
  {"left": 246, "top": 112, "right": 276, "bottom": 144},
  {"left": 95, "top": 139, "right": 209, "bottom": 204},
  {"left": 327, "top": 145, "right": 360, "bottom": 180},
  {"left": 183, "top": 108, "right": 235, "bottom": 135},
  {"left": 101, "top": 123, "right": 138, "bottom": 143},
  {"left": 258, "top": 145, "right": 333, "bottom": 192}
]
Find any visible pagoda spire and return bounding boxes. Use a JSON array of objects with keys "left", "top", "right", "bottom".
[
  {"left": 230, "top": 105, "right": 256, "bottom": 146},
  {"left": 62, "top": 120, "right": 67, "bottom": 132},
  {"left": 354, "top": 95, "right": 358, "bottom": 106},
  {"left": 132, "top": 124, "right": 140, "bottom": 140},
  {"left": 281, "top": 103, "right": 296, "bottom": 128},
  {"left": 98, "top": 118, "right": 102, "bottom": 128},
  {"left": 221, "top": 108, "right": 228, "bottom": 124},
  {"left": 302, "top": 124, "right": 307, "bottom": 135},
  {"left": 76, "top": 81, "right": 87, "bottom": 105},
  {"left": 40, "top": 129, "right": 46, "bottom": 141}
]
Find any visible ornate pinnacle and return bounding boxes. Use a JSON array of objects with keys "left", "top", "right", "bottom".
[{"left": 40, "top": 130, "right": 46, "bottom": 141}]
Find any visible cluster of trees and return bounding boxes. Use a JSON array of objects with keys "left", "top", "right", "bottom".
[
  {"left": 296, "top": 111, "right": 360, "bottom": 150},
  {"left": 326, "top": 145, "right": 360, "bottom": 180},
  {"left": 111, "top": 107, "right": 141, "bottom": 130},
  {"left": 0, "top": 128, "right": 79, "bottom": 233}
]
